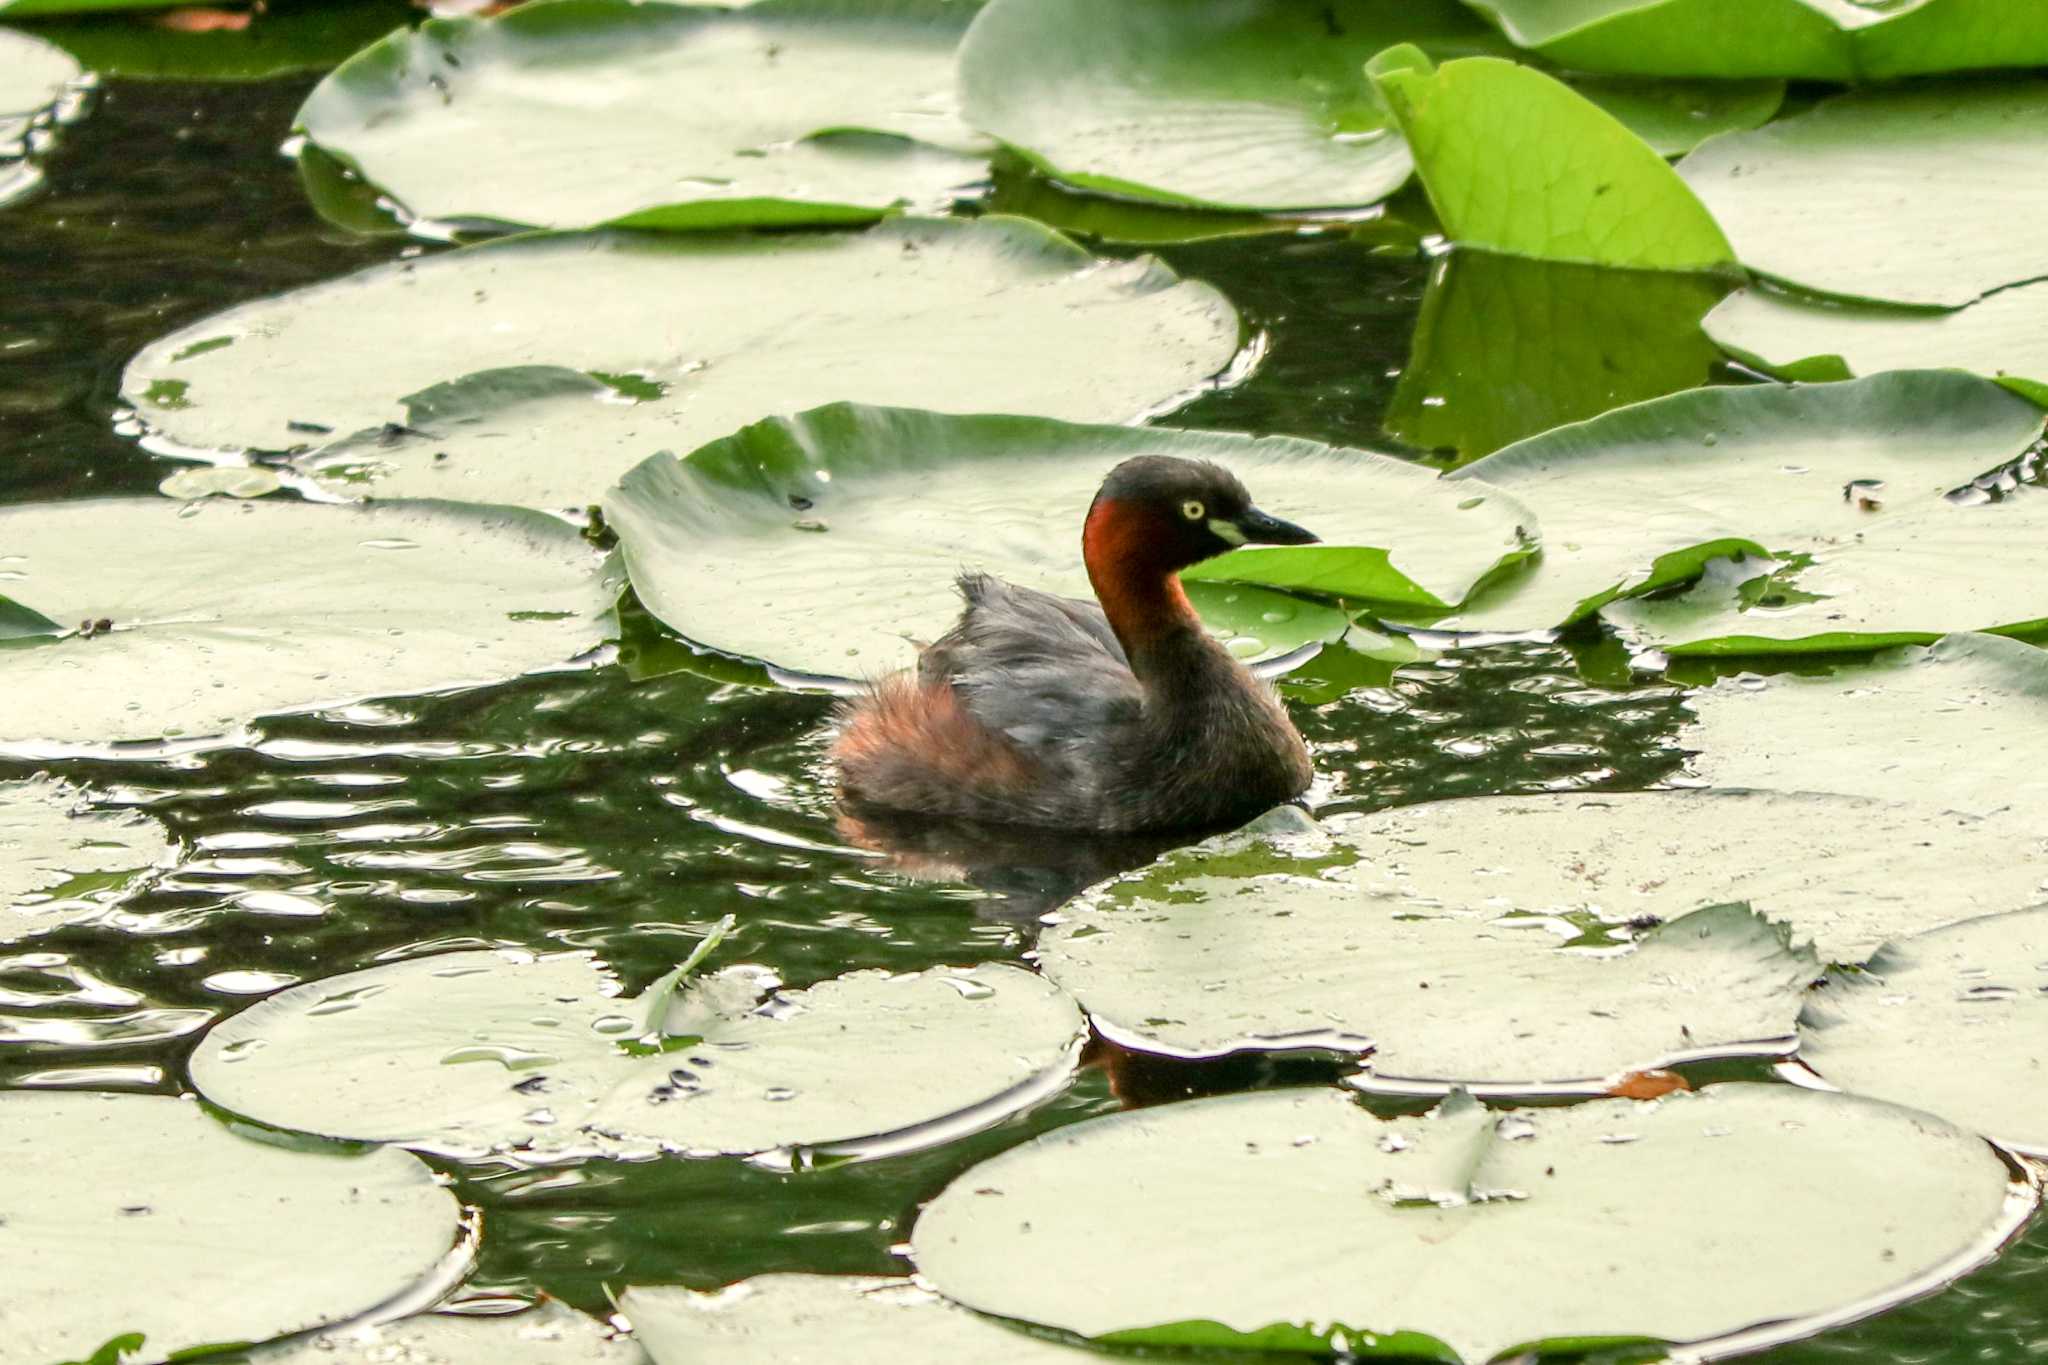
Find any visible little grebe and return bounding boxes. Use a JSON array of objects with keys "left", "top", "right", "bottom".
[{"left": 832, "top": 455, "right": 1318, "bottom": 832}]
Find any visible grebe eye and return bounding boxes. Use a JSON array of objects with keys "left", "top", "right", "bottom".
[{"left": 1181, "top": 499, "right": 1205, "bottom": 521}]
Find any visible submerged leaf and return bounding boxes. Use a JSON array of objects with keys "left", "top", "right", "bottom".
[
  {"left": 124, "top": 218, "right": 1241, "bottom": 511},
  {"left": 1, "top": 776, "right": 171, "bottom": 944},
  {"left": 913, "top": 1085, "right": 2019, "bottom": 1362},
  {"left": 1, "top": 1091, "right": 462, "bottom": 1365},
  {"left": 189, "top": 949, "right": 1085, "bottom": 1160},
  {"left": 602, "top": 404, "right": 1533, "bottom": 678}
]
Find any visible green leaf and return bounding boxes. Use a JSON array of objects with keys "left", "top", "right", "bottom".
[
  {"left": 624, "top": 1277, "right": 1092, "bottom": 1364},
  {"left": 1680, "top": 631, "right": 2048, "bottom": 819},
  {"left": 0, "top": 497, "right": 613, "bottom": 749},
  {"left": 1679, "top": 83, "right": 2048, "bottom": 307},
  {"left": 124, "top": 218, "right": 1242, "bottom": 511},
  {"left": 19, "top": 2, "right": 416, "bottom": 81},
  {"left": 912, "top": 1085, "right": 2018, "bottom": 1362},
  {"left": 1801, "top": 907, "right": 2048, "bottom": 1156},
  {"left": 0, "top": 592, "right": 63, "bottom": 639},
  {"left": 1385, "top": 248, "right": 1730, "bottom": 462},
  {"left": 959, "top": 0, "right": 1508, "bottom": 213},
  {"left": 1707, "top": 282, "right": 2048, "bottom": 408},
  {"left": 601, "top": 403, "right": 1535, "bottom": 679},
  {"left": 1, "top": 776, "right": 171, "bottom": 945},
  {"left": 1365, "top": 48, "right": 1733, "bottom": 269},
  {"left": 3, "top": 1092, "right": 461, "bottom": 1365},
  {"left": 1466, "top": 0, "right": 2048, "bottom": 79},
  {"left": 296, "top": 0, "right": 987, "bottom": 234},
  {"left": 191, "top": 951, "right": 1085, "bottom": 1160},
  {"left": 1432, "top": 371, "right": 2047, "bottom": 648}
]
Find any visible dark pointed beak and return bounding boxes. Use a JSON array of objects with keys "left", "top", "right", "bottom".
[{"left": 1236, "top": 506, "right": 1319, "bottom": 546}]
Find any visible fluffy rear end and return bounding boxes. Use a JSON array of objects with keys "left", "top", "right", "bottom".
[{"left": 831, "top": 674, "right": 1052, "bottom": 824}]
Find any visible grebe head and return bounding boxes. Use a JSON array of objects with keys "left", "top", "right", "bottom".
[{"left": 1083, "top": 455, "right": 1318, "bottom": 581}]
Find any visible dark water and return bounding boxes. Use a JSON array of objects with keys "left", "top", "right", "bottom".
[{"left": 2, "top": 59, "right": 2043, "bottom": 1365}]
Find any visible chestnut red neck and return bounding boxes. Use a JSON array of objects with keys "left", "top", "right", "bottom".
[{"left": 1083, "top": 497, "right": 1202, "bottom": 660}]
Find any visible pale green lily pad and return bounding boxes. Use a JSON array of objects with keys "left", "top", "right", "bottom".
[
  {"left": 1681, "top": 632, "right": 2048, "bottom": 820},
  {"left": 0, "top": 498, "right": 613, "bottom": 751},
  {"left": 623, "top": 1277, "right": 1087, "bottom": 1364},
  {"left": 1679, "top": 84, "right": 2048, "bottom": 308},
  {"left": 1467, "top": 0, "right": 2048, "bottom": 79},
  {"left": 1, "top": 25, "right": 79, "bottom": 206},
  {"left": 1568, "top": 74, "right": 1783, "bottom": 157},
  {"left": 190, "top": 949, "right": 1085, "bottom": 1160},
  {"left": 603, "top": 404, "right": 1533, "bottom": 679},
  {"left": 1432, "top": 371, "right": 2047, "bottom": 642},
  {"left": 2, "top": 1091, "right": 464, "bottom": 1365},
  {"left": 124, "top": 218, "right": 1241, "bottom": 510},
  {"left": 1036, "top": 819, "right": 1815, "bottom": 1087},
  {"left": 1801, "top": 907, "right": 2048, "bottom": 1156},
  {"left": 913, "top": 1084, "right": 2021, "bottom": 1362},
  {"left": 957, "top": 0, "right": 1502, "bottom": 212},
  {"left": 1, "top": 776, "right": 170, "bottom": 944},
  {"left": 256, "top": 1303, "right": 642, "bottom": 1364},
  {"left": 1706, "top": 282, "right": 2048, "bottom": 409},
  {"left": 1321, "top": 790, "right": 2048, "bottom": 967},
  {"left": 297, "top": 0, "right": 986, "bottom": 233},
  {"left": 1385, "top": 248, "right": 1729, "bottom": 462},
  {"left": 1366, "top": 48, "right": 1732, "bottom": 270},
  {"left": 159, "top": 464, "right": 283, "bottom": 500}
]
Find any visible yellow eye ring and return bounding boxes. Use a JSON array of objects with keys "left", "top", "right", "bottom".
[{"left": 1181, "top": 499, "right": 1205, "bottom": 521}]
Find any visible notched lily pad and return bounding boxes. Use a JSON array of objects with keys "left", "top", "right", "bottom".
[
  {"left": 602, "top": 403, "right": 1534, "bottom": 679},
  {"left": 2, "top": 1091, "right": 464, "bottom": 1365},
  {"left": 913, "top": 1084, "right": 2023, "bottom": 1362},
  {"left": 1800, "top": 906, "right": 2048, "bottom": 1156},
  {"left": 1, "top": 776, "right": 171, "bottom": 944},
  {"left": 1035, "top": 818, "right": 1816, "bottom": 1088},
  {"left": 190, "top": 948, "right": 1085, "bottom": 1161},
  {"left": 0, "top": 497, "right": 613, "bottom": 751},
  {"left": 297, "top": 0, "right": 988, "bottom": 233},
  {"left": 623, "top": 1276, "right": 1088, "bottom": 1364},
  {"left": 124, "top": 217, "right": 1241, "bottom": 510}
]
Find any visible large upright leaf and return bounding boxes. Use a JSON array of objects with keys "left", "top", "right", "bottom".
[
  {"left": 603, "top": 404, "right": 1534, "bottom": 678},
  {"left": 1035, "top": 819, "right": 1814, "bottom": 1087},
  {"left": 913, "top": 1085, "right": 2020, "bottom": 1361},
  {"left": 0, "top": 498, "right": 613, "bottom": 750},
  {"left": 1365, "top": 48, "right": 1732, "bottom": 270},
  {"left": 1679, "top": 84, "right": 2048, "bottom": 307},
  {"left": 1801, "top": 907, "right": 2048, "bottom": 1155},
  {"left": 1706, "top": 282, "right": 2048, "bottom": 408},
  {"left": 1467, "top": 0, "right": 2048, "bottom": 78},
  {"left": 1430, "top": 372, "right": 2048, "bottom": 649},
  {"left": 958, "top": 0, "right": 1501, "bottom": 212},
  {"left": 1, "top": 777, "right": 171, "bottom": 944},
  {"left": 191, "top": 949, "right": 1085, "bottom": 1160},
  {"left": 1680, "top": 632, "right": 2048, "bottom": 820},
  {"left": 122, "top": 218, "right": 1241, "bottom": 511},
  {"left": 2, "top": 1091, "right": 463, "bottom": 1365},
  {"left": 1385, "top": 248, "right": 1729, "bottom": 462},
  {"left": 297, "top": 0, "right": 986, "bottom": 233}
]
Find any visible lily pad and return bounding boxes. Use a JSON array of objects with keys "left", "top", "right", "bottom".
[
  {"left": 0, "top": 24, "right": 79, "bottom": 205},
  {"left": 297, "top": 0, "right": 986, "bottom": 233},
  {"left": 1679, "top": 84, "right": 2048, "bottom": 307},
  {"left": 1705, "top": 282, "right": 2048, "bottom": 408},
  {"left": 1680, "top": 632, "right": 2048, "bottom": 820},
  {"left": 0, "top": 497, "right": 613, "bottom": 751},
  {"left": 1314, "top": 790, "right": 2048, "bottom": 967},
  {"left": 957, "top": 0, "right": 1503, "bottom": 212},
  {"left": 257, "top": 1303, "right": 642, "bottom": 1364},
  {"left": 190, "top": 948, "right": 1085, "bottom": 1160},
  {"left": 1036, "top": 819, "right": 1816, "bottom": 1088},
  {"left": 1365, "top": 47, "right": 1732, "bottom": 270},
  {"left": 24, "top": 2, "right": 418, "bottom": 81},
  {"left": 1800, "top": 907, "right": 2048, "bottom": 1156},
  {"left": 602, "top": 404, "right": 1534, "bottom": 679},
  {"left": 1432, "top": 371, "right": 2048, "bottom": 644},
  {"left": 1, "top": 776, "right": 171, "bottom": 944},
  {"left": 1466, "top": 0, "right": 2048, "bottom": 79},
  {"left": 124, "top": 218, "right": 1242, "bottom": 510},
  {"left": 623, "top": 1277, "right": 1087, "bottom": 1364},
  {"left": 2, "top": 1091, "right": 464, "bottom": 1365},
  {"left": 1384, "top": 248, "right": 1730, "bottom": 462},
  {"left": 913, "top": 1084, "right": 2021, "bottom": 1361}
]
